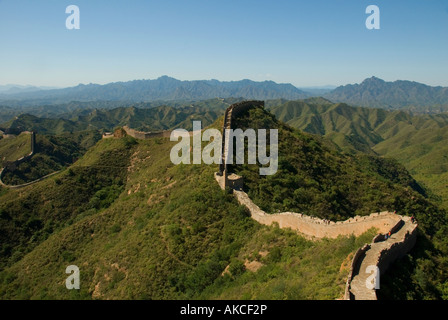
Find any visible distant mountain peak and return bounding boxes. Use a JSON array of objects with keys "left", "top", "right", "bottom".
[
  {"left": 325, "top": 77, "right": 448, "bottom": 110},
  {"left": 157, "top": 75, "right": 179, "bottom": 81},
  {"left": 362, "top": 76, "right": 385, "bottom": 84}
]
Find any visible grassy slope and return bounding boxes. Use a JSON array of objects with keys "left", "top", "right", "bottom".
[
  {"left": 1, "top": 131, "right": 101, "bottom": 185},
  {"left": 0, "top": 137, "right": 133, "bottom": 270},
  {"left": 268, "top": 101, "right": 448, "bottom": 299},
  {"left": 0, "top": 133, "right": 31, "bottom": 166},
  {"left": 0, "top": 132, "right": 380, "bottom": 300},
  {"left": 231, "top": 107, "right": 434, "bottom": 221},
  {"left": 270, "top": 100, "right": 448, "bottom": 209},
  {"left": 372, "top": 118, "right": 448, "bottom": 206},
  {"left": 0, "top": 109, "right": 447, "bottom": 300}
]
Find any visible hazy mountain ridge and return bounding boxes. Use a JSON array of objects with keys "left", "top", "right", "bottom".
[
  {"left": 0, "top": 85, "right": 59, "bottom": 94},
  {"left": 325, "top": 77, "right": 448, "bottom": 111},
  {"left": 0, "top": 76, "right": 309, "bottom": 103},
  {"left": 3, "top": 76, "right": 448, "bottom": 113}
]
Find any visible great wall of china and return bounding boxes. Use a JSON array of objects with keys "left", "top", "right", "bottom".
[
  {"left": 0, "top": 132, "right": 63, "bottom": 189},
  {"left": 1, "top": 125, "right": 171, "bottom": 188},
  {"left": 2, "top": 124, "right": 181, "bottom": 188},
  {"left": 103, "top": 126, "right": 173, "bottom": 140},
  {"left": 215, "top": 100, "right": 418, "bottom": 300},
  {"left": 0, "top": 101, "right": 419, "bottom": 299},
  {"left": 0, "top": 131, "right": 43, "bottom": 189}
]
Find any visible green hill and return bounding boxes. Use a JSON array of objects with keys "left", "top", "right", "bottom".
[
  {"left": 0, "top": 134, "right": 368, "bottom": 300},
  {"left": 0, "top": 106, "right": 447, "bottom": 300},
  {"left": 0, "top": 132, "right": 32, "bottom": 166},
  {"left": 1, "top": 131, "right": 100, "bottom": 186},
  {"left": 0, "top": 101, "right": 229, "bottom": 187},
  {"left": 269, "top": 99, "right": 448, "bottom": 209},
  {"left": 0, "top": 103, "right": 228, "bottom": 135},
  {"left": 230, "top": 107, "right": 432, "bottom": 219}
]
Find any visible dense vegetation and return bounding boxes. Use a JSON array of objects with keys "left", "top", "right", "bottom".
[
  {"left": 1, "top": 131, "right": 101, "bottom": 185},
  {"left": 230, "top": 106, "right": 448, "bottom": 300},
  {"left": 0, "top": 101, "right": 447, "bottom": 300},
  {"left": 0, "top": 102, "right": 230, "bottom": 135},
  {"left": 0, "top": 136, "right": 135, "bottom": 270},
  {"left": 230, "top": 107, "right": 433, "bottom": 220},
  {"left": 0, "top": 134, "right": 377, "bottom": 300},
  {"left": 269, "top": 99, "right": 448, "bottom": 209}
]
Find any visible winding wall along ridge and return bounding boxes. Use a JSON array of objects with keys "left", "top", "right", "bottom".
[
  {"left": 345, "top": 216, "right": 417, "bottom": 300},
  {"left": 0, "top": 132, "right": 61, "bottom": 189},
  {"left": 216, "top": 101, "right": 418, "bottom": 300}
]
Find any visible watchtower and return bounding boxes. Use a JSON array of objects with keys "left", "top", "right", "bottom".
[{"left": 217, "top": 100, "right": 264, "bottom": 190}]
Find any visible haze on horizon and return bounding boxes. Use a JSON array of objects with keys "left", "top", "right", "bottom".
[{"left": 0, "top": 0, "right": 447, "bottom": 88}]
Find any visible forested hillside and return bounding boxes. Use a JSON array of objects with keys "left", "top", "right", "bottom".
[
  {"left": 269, "top": 99, "right": 448, "bottom": 209},
  {"left": 1, "top": 107, "right": 446, "bottom": 299},
  {"left": 0, "top": 103, "right": 228, "bottom": 135}
]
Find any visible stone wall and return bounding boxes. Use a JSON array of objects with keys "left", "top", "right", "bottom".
[
  {"left": 344, "top": 244, "right": 371, "bottom": 300},
  {"left": 215, "top": 173, "right": 401, "bottom": 239},
  {"left": 218, "top": 100, "right": 265, "bottom": 179},
  {"left": 104, "top": 126, "right": 196, "bottom": 141},
  {"left": 344, "top": 217, "right": 418, "bottom": 299},
  {"left": 376, "top": 220, "right": 418, "bottom": 275},
  {"left": 102, "top": 132, "right": 114, "bottom": 139},
  {"left": 215, "top": 173, "right": 418, "bottom": 300},
  {"left": 213, "top": 100, "right": 418, "bottom": 300},
  {"left": 0, "top": 169, "right": 60, "bottom": 189},
  {"left": 123, "top": 126, "right": 172, "bottom": 140},
  {"left": 0, "top": 132, "right": 37, "bottom": 188}
]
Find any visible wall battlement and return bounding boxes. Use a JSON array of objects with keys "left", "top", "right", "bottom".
[
  {"left": 344, "top": 216, "right": 417, "bottom": 300},
  {"left": 123, "top": 126, "right": 172, "bottom": 139},
  {"left": 215, "top": 173, "right": 401, "bottom": 239}
]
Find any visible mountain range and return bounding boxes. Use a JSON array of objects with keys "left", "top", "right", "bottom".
[
  {"left": 0, "top": 101, "right": 231, "bottom": 135},
  {"left": 2, "top": 76, "right": 448, "bottom": 112},
  {"left": 325, "top": 77, "right": 448, "bottom": 112},
  {"left": 0, "top": 76, "right": 309, "bottom": 104},
  {"left": 0, "top": 85, "right": 59, "bottom": 95},
  {"left": 4, "top": 96, "right": 448, "bottom": 210}
]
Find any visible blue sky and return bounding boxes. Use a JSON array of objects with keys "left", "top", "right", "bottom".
[{"left": 0, "top": 0, "right": 447, "bottom": 88}]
